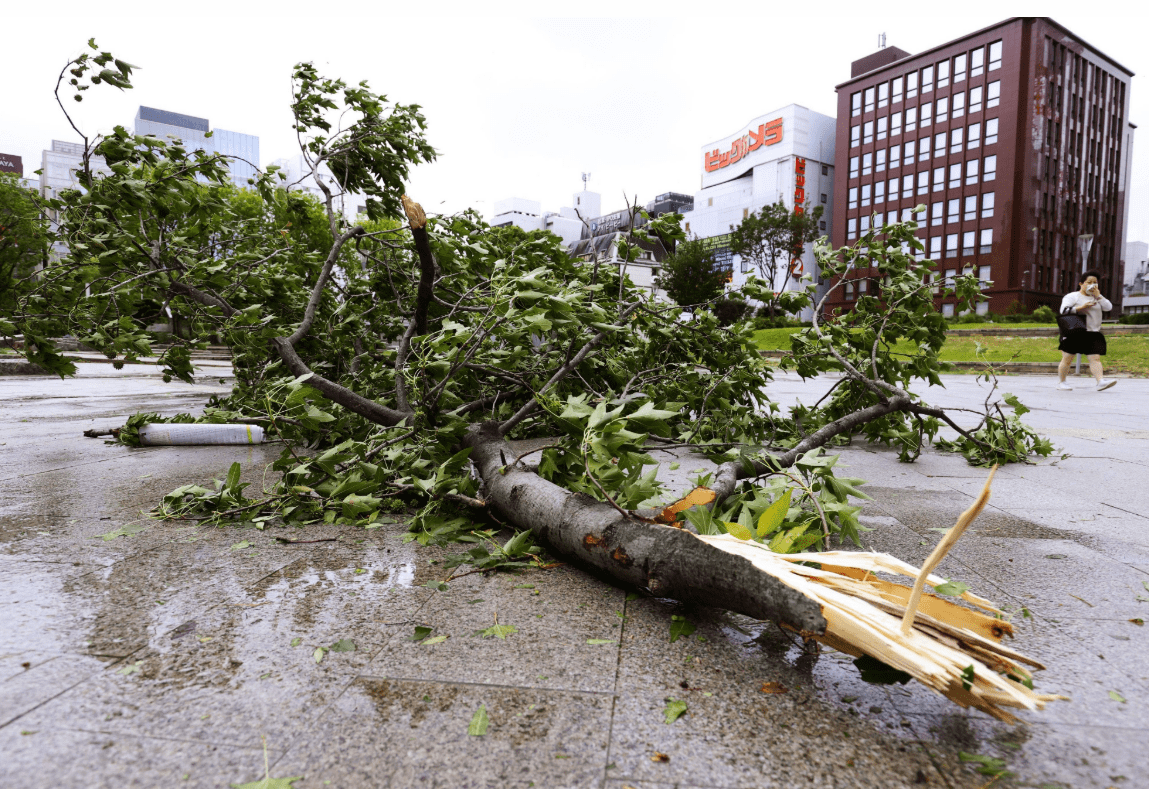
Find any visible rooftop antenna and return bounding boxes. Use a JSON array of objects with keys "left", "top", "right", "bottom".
[
  {"left": 879, "top": 32, "right": 886, "bottom": 49},
  {"left": 581, "top": 172, "right": 591, "bottom": 190}
]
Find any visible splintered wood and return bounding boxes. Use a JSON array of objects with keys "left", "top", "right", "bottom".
[{"left": 696, "top": 466, "right": 1065, "bottom": 723}]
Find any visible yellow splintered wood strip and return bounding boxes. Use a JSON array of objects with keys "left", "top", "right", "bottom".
[
  {"left": 899, "top": 464, "right": 998, "bottom": 635},
  {"left": 783, "top": 552, "right": 1000, "bottom": 613},
  {"left": 693, "top": 463, "right": 1063, "bottom": 723},
  {"left": 701, "top": 535, "right": 1050, "bottom": 722}
]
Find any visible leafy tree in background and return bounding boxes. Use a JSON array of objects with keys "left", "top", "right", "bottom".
[
  {"left": 731, "top": 199, "right": 824, "bottom": 317},
  {"left": 2, "top": 40, "right": 1053, "bottom": 640},
  {"left": 0, "top": 174, "right": 51, "bottom": 320},
  {"left": 654, "top": 237, "right": 728, "bottom": 311}
]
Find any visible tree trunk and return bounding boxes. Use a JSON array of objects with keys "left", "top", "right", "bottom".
[{"left": 463, "top": 422, "right": 827, "bottom": 634}]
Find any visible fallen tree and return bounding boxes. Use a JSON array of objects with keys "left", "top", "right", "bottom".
[{"left": 5, "top": 42, "right": 1058, "bottom": 717}]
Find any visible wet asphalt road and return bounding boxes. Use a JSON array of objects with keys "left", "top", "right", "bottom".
[{"left": 1, "top": 363, "right": 1147, "bottom": 788}]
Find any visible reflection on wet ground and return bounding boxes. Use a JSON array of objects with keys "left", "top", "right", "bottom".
[{"left": 1, "top": 372, "right": 1148, "bottom": 788}]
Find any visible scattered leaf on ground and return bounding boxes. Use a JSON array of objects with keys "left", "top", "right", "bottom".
[
  {"left": 669, "top": 615, "right": 696, "bottom": 643},
  {"left": 329, "top": 638, "right": 356, "bottom": 653},
  {"left": 663, "top": 698, "right": 687, "bottom": 724},
  {"left": 467, "top": 704, "right": 489, "bottom": 735},
  {"left": 290, "top": 637, "right": 302, "bottom": 647},
  {"left": 117, "top": 661, "right": 142, "bottom": 676},
  {"left": 478, "top": 624, "right": 518, "bottom": 640},
  {"left": 422, "top": 635, "right": 448, "bottom": 645},
  {"left": 96, "top": 524, "right": 146, "bottom": 541},
  {"left": 230, "top": 777, "right": 303, "bottom": 789},
  {"left": 313, "top": 647, "right": 327, "bottom": 664},
  {"left": 230, "top": 541, "right": 252, "bottom": 551},
  {"left": 587, "top": 639, "right": 615, "bottom": 645},
  {"left": 354, "top": 568, "right": 367, "bottom": 575},
  {"left": 423, "top": 580, "right": 449, "bottom": 592},
  {"left": 410, "top": 626, "right": 433, "bottom": 642},
  {"left": 958, "top": 752, "right": 1012, "bottom": 778},
  {"left": 760, "top": 682, "right": 787, "bottom": 694},
  {"left": 514, "top": 584, "right": 535, "bottom": 589},
  {"left": 1109, "top": 690, "right": 1127, "bottom": 703},
  {"left": 651, "top": 752, "right": 670, "bottom": 763},
  {"left": 625, "top": 592, "right": 638, "bottom": 602},
  {"left": 1130, "top": 619, "right": 1144, "bottom": 626}
]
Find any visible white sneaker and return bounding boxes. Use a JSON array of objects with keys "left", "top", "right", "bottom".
[
  {"left": 1096, "top": 379, "right": 1116, "bottom": 391},
  {"left": 1056, "top": 382, "right": 1073, "bottom": 391}
]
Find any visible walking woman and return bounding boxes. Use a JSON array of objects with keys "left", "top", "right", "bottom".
[{"left": 1057, "top": 270, "right": 1115, "bottom": 391}]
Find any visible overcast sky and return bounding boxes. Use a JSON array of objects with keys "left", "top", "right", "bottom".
[{"left": 4, "top": 3, "right": 1145, "bottom": 243}]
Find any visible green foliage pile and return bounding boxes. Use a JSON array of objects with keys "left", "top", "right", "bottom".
[{"left": 1, "top": 41, "right": 1054, "bottom": 568}]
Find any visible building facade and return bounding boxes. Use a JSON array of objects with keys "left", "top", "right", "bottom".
[
  {"left": 489, "top": 191, "right": 598, "bottom": 247},
  {"left": 40, "top": 140, "right": 109, "bottom": 199},
  {"left": 134, "top": 106, "right": 260, "bottom": 188},
  {"left": 681, "top": 104, "right": 837, "bottom": 305},
  {"left": 1125, "top": 241, "right": 1149, "bottom": 315},
  {"left": 829, "top": 17, "right": 1134, "bottom": 317}
]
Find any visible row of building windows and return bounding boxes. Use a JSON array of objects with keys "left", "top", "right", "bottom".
[
  {"left": 848, "top": 155, "right": 998, "bottom": 205},
  {"left": 850, "top": 83, "right": 1001, "bottom": 146},
  {"left": 849, "top": 120, "right": 999, "bottom": 177},
  {"left": 851, "top": 190, "right": 996, "bottom": 223},
  {"left": 851, "top": 40, "right": 1003, "bottom": 116},
  {"left": 843, "top": 265, "right": 994, "bottom": 305},
  {"left": 847, "top": 214, "right": 993, "bottom": 256}
]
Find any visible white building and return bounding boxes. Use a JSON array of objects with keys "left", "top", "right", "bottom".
[
  {"left": 134, "top": 106, "right": 259, "bottom": 188},
  {"left": 40, "top": 139, "right": 109, "bottom": 199},
  {"left": 681, "top": 104, "right": 837, "bottom": 311},
  {"left": 1125, "top": 241, "right": 1149, "bottom": 315},
  {"left": 489, "top": 190, "right": 597, "bottom": 247},
  {"left": 268, "top": 153, "right": 366, "bottom": 220}
]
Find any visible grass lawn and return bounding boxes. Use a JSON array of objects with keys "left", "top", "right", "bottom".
[{"left": 752, "top": 328, "right": 1149, "bottom": 376}]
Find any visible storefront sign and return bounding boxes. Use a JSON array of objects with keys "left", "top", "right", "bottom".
[
  {"left": 0, "top": 153, "right": 22, "bottom": 175},
  {"left": 793, "top": 157, "right": 806, "bottom": 214},
  {"left": 704, "top": 118, "right": 783, "bottom": 172},
  {"left": 790, "top": 157, "right": 807, "bottom": 275}
]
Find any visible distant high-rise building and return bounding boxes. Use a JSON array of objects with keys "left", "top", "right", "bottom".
[
  {"left": 134, "top": 106, "right": 259, "bottom": 188},
  {"left": 40, "top": 139, "right": 108, "bottom": 199},
  {"left": 830, "top": 17, "right": 1134, "bottom": 316},
  {"left": 268, "top": 153, "right": 365, "bottom": 219}
]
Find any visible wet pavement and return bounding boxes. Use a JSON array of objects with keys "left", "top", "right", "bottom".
[{"left": 1, "top": 365, "right": 1147, "bottom": 788}]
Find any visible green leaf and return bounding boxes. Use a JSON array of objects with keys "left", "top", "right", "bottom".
[
  {"left": 410, "top": 626, "right": 432, "bottom": 642},
  {"left": 722, "top": 521, "right": 752, "bottom": 541},
  {"left": 756, "top": 488, "right": 792, "bottom": 539},
  {"left": 586, "top": 639, "right": 616, "bottom": 645},
  {"left": 313, "top": 647, "right": 327, "bottom": 664},
  {"left": 230, "top": 541, "right": 252, "bottom": 552},
  {"left": 669, "top": 615, "right": 696, "bottom": 643},
  {"left": 934, "top": 580, "right": 970, "bottom": 597},
  {"left": 422, "top": 635, "right": 448, "bottom": 645},
  {"left": 423, "top": 580, "right": 449, "bottom": 592},
  {"left": 329, "top": 638, "right": 356, "bottom": 653},
  {"left": 957, "top": 752, "right": 1012, "bottom": 778},
  {"left": 478, "top": 624, "right": 518, "bottom": 640},
  {"left": 290, "top": 637, "right": 302, "bottom": 647},
  {"left": 225, "top": 462, "right": 242, "bottom": 491},
  {"left": 960, "top": 664, "right": 975, "bottom": 691},
  {"left": 117, "top": 660, "right": 142, "bottom": 676},
  {"left": 230, "top": 776, "right": 303, "bottom": 789},
  {"left": 467, "top": 704, "right": 489, "bottom": 735},
  {"left": 96, "top": 524, "right": 146, "bottom": 541},
  {"left": 663, "top": 698, "right": 688, "bottom": 724},
  {"left": 1109, "top": 690, "right": 1127, "bottom": 703}
]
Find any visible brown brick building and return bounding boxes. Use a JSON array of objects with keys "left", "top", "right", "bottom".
[{"left": 828, "top": 17, "right": 1134, "bottom": 317}]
